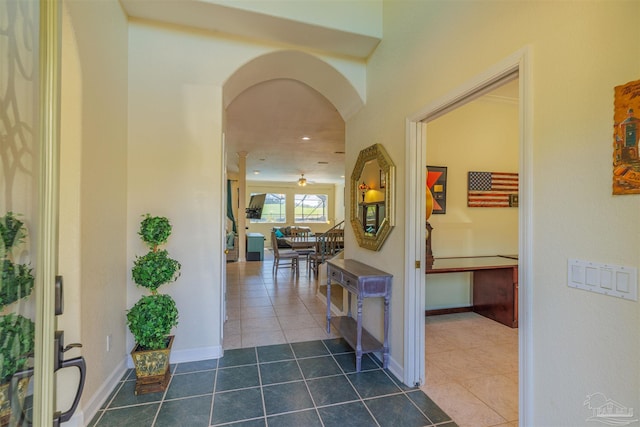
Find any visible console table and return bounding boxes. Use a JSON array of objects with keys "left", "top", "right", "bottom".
[
  {"left": 426, "top": 256, "right": 518, "bottom": 328},
  {"left": 326, "top": 259, "right": 392, "bottom": 372}
]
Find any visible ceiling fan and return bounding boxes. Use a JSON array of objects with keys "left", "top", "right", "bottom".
[{"left": 297, "top": 173, "right": 315, "bottom": 186}]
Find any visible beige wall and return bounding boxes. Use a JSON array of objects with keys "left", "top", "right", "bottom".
[
  {"left": 126, "top": 20, "right": 363, "bottom": 362},
  {"left": 128, "top": 23, "right": 225, "bottom": 358},
  {"left": 425, "top": 95, "right": 519, "bottom": 309},
  {"left": 61, "top": 0, "right": 129, "bottom": 421},
  {"left": 210, "top": 0, "right": 382, "bottom": 38},
  {"left": 345, "top": 1, "right": 640, "bottom": 424}
]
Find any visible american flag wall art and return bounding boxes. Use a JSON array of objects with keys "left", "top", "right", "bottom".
[{"left": 467, "top": 171, "right": 519, "bottom": 207}]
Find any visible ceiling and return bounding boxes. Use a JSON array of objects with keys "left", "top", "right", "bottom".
[
  {"left": 225, "top": 79, "right": 346, "bottom": 185},
  {"left": 225, "top": 79, "right": 519, "bottom": 186}
]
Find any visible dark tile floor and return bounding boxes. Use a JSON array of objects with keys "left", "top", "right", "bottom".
[{"left": 89, "top": 338, "right": 457, "bottom": 427}]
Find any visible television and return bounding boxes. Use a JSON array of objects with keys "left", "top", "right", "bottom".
[{"left": 246, "top": 193, "right": 266, "bottom": 219}]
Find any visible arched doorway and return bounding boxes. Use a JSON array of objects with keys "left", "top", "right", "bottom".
[{"left": 220, "top": 50, "right": 364, "bottom": 349}]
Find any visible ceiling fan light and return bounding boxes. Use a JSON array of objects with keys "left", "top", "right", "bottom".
[{"left": 298, "top": 174, "right": 307, "bottom": 186}]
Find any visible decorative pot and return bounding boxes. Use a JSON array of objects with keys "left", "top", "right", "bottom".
[
  {"left": 0, "top": 377, "right": 30, "bottom": 427},
  {"left": 130, "top": 335, "right": 174, "bottom": 395}
]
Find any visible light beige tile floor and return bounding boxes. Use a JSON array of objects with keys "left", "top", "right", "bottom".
[
  {"left": 421, "top": 312, "right": 519, "bottom": 427},
  {"left": 225, "top": 254, "right": 519, "bottom": 426},
  {"left": 223, "top": 252, "right": 340, "bottom": 349}
]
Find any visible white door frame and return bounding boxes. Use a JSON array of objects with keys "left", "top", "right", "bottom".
[{"left": 404, "top": 47, "right": 533, "bottom": 424}]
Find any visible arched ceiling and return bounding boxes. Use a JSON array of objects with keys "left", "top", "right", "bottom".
[{"left": 225, "top": 79, "right": 346, "bottom": 184}]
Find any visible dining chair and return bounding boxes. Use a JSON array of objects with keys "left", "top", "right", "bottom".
[
  {"left": 309, "top": 229, "right": 341, "bottom": 275},
  {"left": 270, "top": 231, "right": 299, "bottom": 275},
  {"left": 290, "top": 230, "right": 315, "bottom": 274}
]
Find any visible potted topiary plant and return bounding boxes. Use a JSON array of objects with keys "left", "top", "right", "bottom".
[
  {"left": 127, "top": 214, "right": 181, "bottom": 395},
  {"left": 0, "top": 212, "right": 35, "bottom": 427}
]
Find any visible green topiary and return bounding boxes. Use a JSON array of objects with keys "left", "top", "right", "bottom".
[
  {"left": 126, "top": 294, "right": 178, "bottom": 350},
  {"left": 0, "top": 313, "right": 35, "bottom": 383},
  {"left": 138, "top": 214, "right": 172, "bottom": 249},
  {"left": 0, "top": 259, "right": 35, "bottom": 307},
  {"left": 0, "top": 211, "right": 26, "bottom": 253},
  {"left": 127, "top": 214, "right": 181, "bottom": 351},
  {"left": 132, "top": 250, "right": 180, "bottom": 293},
  {"left": 0, "top": 212, "right": 35, "bottom": 385}
]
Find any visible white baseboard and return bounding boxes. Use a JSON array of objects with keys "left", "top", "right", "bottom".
[
  {"left": 71, "top": 356, "right": 128, "bottom": 426},
  {"left": 386, "top": 353, "right": 405, "bottom": 386},
  {"left": 371, "top": 351, "right": 405, "bottom": 386}
]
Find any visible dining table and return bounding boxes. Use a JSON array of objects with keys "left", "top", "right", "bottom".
[{"left": 282, "top": 236, "right": 318, "bottom": 249}]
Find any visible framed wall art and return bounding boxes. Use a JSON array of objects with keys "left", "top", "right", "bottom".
[
  {"left": 427, "top": 166, "right": 447, "bottom": 214},
  {"left": 613, "top": 78, "right": 640, "bottom": 195},
  {"left": 467, "top": 171, "right": 519, "bottom": 207}
]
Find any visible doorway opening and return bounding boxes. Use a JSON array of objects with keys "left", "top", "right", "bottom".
[
  {"left": 404, "top": 48, "right": 532, "bottom": 424},
  {"left": 422, "top": 76, "right": 520, "bottom": 425},
  {"left": 221, "top": 51, "right": 360, "bottom": 350}
]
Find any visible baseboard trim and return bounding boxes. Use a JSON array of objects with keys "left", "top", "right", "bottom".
[
  {"left": 425, "top": 306, "right": 472, "bottom": 317},
  {"left": 76, "top": 356, "right": 128, "bottom": 426},
  {"left": 386, "top": 353, "right": 404, "bottom": 385}
]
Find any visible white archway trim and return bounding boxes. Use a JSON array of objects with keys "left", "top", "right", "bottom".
[
  {"left": 404, "top": 47, "right": 533, "bottom": 423},
  {"left": 223, "top": 50, "right": 364, "bottom": 120}
]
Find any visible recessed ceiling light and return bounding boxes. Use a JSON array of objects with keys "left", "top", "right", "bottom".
[
  {"left": 253, "top": 170, "right": 260, "bottom": 175},
  {"left": 301, "top": 136, "right": 311, "bottom": 141}
]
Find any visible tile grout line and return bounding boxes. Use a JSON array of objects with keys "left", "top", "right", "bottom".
[
  {"left": 150, "top": 363, "right": 176, "bottom": 426},
  {"left": 255, "top": 345, "right": 268, "bottom": 426},
  {"left": 292, "top": 341, "right": 327, "bottom": 427},
  {"left": 321, "top": 339, "right": 382, "bottom": 427},
  {"left": 208, "top": 358, "right": 219, "bottom": 427}
]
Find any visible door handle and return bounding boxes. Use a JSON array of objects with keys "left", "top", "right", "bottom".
[
  {"left": 52, "top": 330, "right": 86, "bottom": 426},
  {"left": 53, "top": 356, "right": 86, "bottom": 425}
]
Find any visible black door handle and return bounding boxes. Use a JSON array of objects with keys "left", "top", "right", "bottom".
[
  {"left": 54, "top": 356, "right": 86, "bottom": 424},
  {"left": 52, "top": 330, "right": 86, "bottom": 426}
]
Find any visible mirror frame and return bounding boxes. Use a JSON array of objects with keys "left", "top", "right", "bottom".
[{"left": 350, "top": 143, "right": 395, "bottom": 251}]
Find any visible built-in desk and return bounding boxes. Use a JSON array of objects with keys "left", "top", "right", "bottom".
[
  {"left": 326, "top": 259, "right": 392, "bottom": 372},
  {"left": 426, "top": 256, "right": 518, "bottom": 328}
]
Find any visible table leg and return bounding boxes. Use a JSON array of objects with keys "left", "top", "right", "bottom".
[
  {"left": 383, "top": 293, "right": 390, "bottom": 369},
  {"left": 326, "top": 267, "right": 331, "bottom": 334},
  {"left": 356, "top": 295, "right": 363, "bottom": 372}
]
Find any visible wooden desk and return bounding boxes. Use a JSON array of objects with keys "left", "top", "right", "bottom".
[
  {"left": 326, "top": 259, "right": 392, "bottom": 372},
  {"left": 426, "top": 256, "right": 518, "bottom": 328}
]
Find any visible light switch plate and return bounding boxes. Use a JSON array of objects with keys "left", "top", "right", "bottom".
[{"left": 568, "top": 259, "right": 637, "bottom": 301}]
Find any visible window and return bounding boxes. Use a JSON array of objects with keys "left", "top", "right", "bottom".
[
  {"left": 250, "top": 193, "right": 286, "bottom": 223},
  {"left": 294, "top": 194, "right": 328, "bottom": 223}
]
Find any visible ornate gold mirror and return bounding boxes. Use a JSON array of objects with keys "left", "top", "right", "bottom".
[{"left": 350, "top": 143, "right": 395, "bottom": 251}]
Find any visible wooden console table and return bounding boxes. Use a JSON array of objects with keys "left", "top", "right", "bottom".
[
  {"left": 426, "top": 256, "right": 518, "bottom": 328},
  {"left": 326, "top": 259, "right": 392, "bottom": 372}
]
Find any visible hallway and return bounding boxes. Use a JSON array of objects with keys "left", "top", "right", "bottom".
[
  {"left": 88, "top": 255, "right": 456, "bottom": 426},
  {"left": 223, "top": 254, "right": 336, "bottom": 349}
]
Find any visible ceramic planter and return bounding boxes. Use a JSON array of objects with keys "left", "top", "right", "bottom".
[
  {"left": 130, "top": 335, "right": 174, "bottom": 395},
  {"left": 0, "top": 377, "right": 30, "bottom": 427}
]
